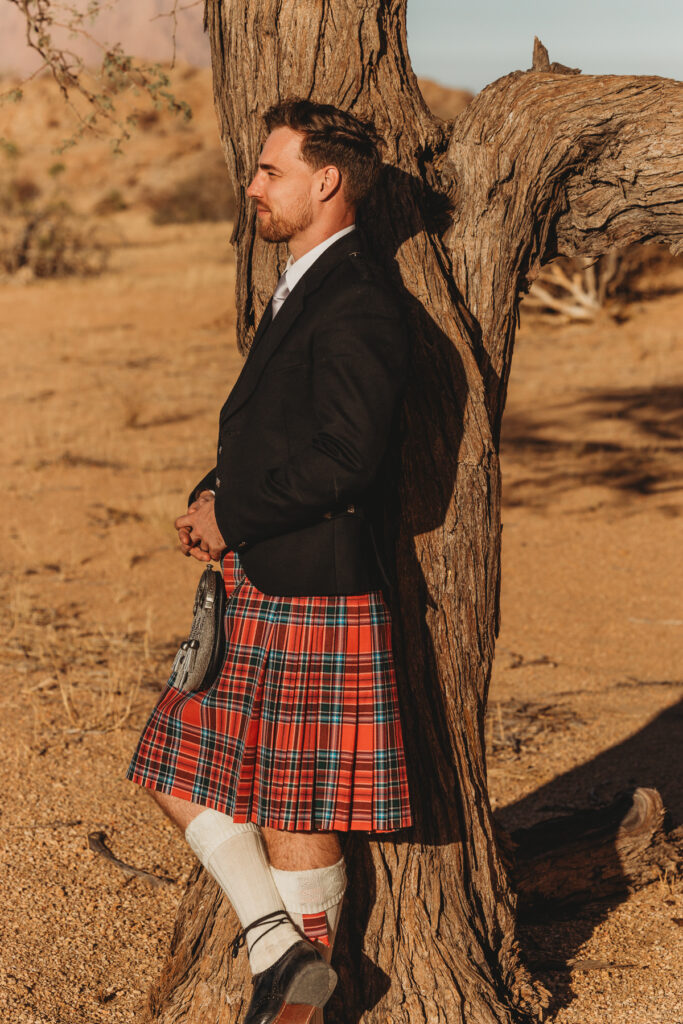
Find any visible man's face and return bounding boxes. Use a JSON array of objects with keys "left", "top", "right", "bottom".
[{"left": 246, "top": 127, "right": 316, "bottom": 243}]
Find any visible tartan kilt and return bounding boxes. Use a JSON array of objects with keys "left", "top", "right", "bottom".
[{"left": 126, "top": 551, "right": 413, "bottom": 832}]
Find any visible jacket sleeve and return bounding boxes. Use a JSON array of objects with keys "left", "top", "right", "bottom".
[
  {"left": 214, "top": 293, "right": 408, "bottom": 551},
  {"left": 188, "top": 467, "right": 217, "bottom": 507}
]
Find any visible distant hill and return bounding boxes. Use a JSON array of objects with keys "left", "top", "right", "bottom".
[
  {"left": 419, "top": 78, "right": 473, "bottom": 119},
  {"left": 0, "top": 60, "right": 472, "bottom": 224}
]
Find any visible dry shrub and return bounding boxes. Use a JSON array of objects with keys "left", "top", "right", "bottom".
[
  {"left": 146, "top": 150, "right": 236, "bottom": 224},
  {"left": 0, "top": 200, "right": 110, "bottom": 279},
  {"left": 1, "top": 176, "right": 42, "bottom": 209},
  {"left": 527, "top": 243, "right": 682, "bottom": 321},
  {"left": 94, "top": 188, "right": 128, "bottom": 215},
  {"left": 130, "top": 108, "right": 161, "bottom": 129},
  {"left": 603, "top": 243, "right": 681, "bottom": 299}
]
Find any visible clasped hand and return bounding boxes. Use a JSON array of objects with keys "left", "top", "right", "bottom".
[{"left": 175, "top": 491, "right": 227, "bottom": 562}]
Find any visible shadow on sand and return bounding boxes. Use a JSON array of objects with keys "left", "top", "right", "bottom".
[
  {"left": 501, "top": 384, "right": 683, "bottom": 509},
  {"left": 497, "top": 382, "right": 682, "bottom": 1013},
  {"left": 499, "top": 697, "right": 683, "bottom": 1015}
]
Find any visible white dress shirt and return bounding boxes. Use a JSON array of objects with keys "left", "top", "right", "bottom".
[{"left": 271, "top": 224, "right": 356, "bottom": 318}]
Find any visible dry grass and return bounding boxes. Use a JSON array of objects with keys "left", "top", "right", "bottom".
[{"left": 2, "top": 575, "right": 171, "bottom": 742}]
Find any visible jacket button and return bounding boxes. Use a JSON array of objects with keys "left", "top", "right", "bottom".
[
  {"left": 215, "top": 477, "right": 221, "bottom": 488},
  {"left": 218, "top": 445, "right": 222, "bottom": 455}
]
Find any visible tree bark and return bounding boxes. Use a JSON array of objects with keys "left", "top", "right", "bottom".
[{"left": 146, "top": 4, "right": 683, "bottom": 1022}]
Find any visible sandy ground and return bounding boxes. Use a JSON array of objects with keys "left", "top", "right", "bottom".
[
  {"left": 0, "top": 70, "right": 681, "bottom": 1024},
  {"left": 487, "top": 270, "right": 683, "bottom": 1023}
]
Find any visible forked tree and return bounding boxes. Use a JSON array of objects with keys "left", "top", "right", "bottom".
[
  {"left": 132, "top": 7, "right": 681, "bottom": 1019},
  {"left": 12, "top": 0, "right": 681, "bottom": 1020},
  {"left": 140, "top": 3, "right": 683, "bottom": 1023}
]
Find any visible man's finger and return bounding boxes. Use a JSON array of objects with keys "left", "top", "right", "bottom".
[
  {"left": 188, "top": 546, "right": 211, "bottom": 562},
  {"left": 177, "top": 527, "right": 194, "bottom": 551}
]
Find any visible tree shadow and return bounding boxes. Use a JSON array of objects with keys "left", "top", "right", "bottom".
[
  {"left": 497, "top": 697, "right": 683, "bottom": 834},
  {"left": 502, "top": 385, "right": 683, "bottom": 510},
  {"left": 497, "top": 697, "right": 683, "bottom": 1015},
  {"left": 324, "top": 165, "right": 486, "bottom": 1019}
]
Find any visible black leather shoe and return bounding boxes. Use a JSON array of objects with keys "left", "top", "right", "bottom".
[{"left": 243, "top": 939, "right": 338, "bottom": 1024}]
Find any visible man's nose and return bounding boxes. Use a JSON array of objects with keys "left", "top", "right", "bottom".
[{"left": 246, "top": 175, "right": 260, "bottom": 198}]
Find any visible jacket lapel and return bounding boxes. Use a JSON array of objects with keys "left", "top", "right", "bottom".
[
  {"left": 220, "top": 229, "right": 361, "bottom": 423},
  {"left": 249, "top": 301, "right": 273, "bottom": 353},
  {"left": 218, "top": 301, "right": 271, "bottom": 423}
]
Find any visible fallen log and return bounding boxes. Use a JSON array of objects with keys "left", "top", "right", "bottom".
[{"left": 510, "top": 787, "right": 682, "bottom": 915}]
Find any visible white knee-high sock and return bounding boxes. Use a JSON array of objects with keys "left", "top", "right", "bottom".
[
  {"left": 270, "top": 858, "right": 347, "bottom": 1023},
  {"left": 185, "top": 809, "right": 302, "bottom": 975}
]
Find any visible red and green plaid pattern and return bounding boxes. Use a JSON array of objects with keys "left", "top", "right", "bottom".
[{"left": 126, "top": 552, "right": 412, "bottom": 832}]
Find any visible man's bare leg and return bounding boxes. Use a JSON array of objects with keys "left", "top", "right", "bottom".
[
  {"left": 150, "top": 791, "right": 340, "bottom": 871},
  {"left": 149, "top": 789, "right": 205, "bottom": 831},
  {"left": 261, "top": 827, "right": 341, "bottom": 870}
]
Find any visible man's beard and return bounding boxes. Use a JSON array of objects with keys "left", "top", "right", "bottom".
[{"left": 256, "top": 194, "right": 313, "bottom": 243}]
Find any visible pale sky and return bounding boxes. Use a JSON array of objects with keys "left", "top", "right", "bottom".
[{"left": 407, "top": 0, "right": 683, "bottom": 91}]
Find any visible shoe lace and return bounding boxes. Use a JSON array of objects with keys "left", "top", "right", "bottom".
[{"left": 229, "top": 910, "right": 294, "bottom": 960}]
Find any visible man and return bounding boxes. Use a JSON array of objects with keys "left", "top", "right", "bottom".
[{"left": 127, "top": 99, "right": 412, "bottom": 1024}]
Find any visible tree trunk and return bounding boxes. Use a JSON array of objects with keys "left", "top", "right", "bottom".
[{"left": 146, "top": 5, "right": 683, "bottom": 1022}]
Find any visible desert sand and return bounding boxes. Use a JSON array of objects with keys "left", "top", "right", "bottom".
[{"left": 0, "top": 67, "right": 681, "bottom": 1024}]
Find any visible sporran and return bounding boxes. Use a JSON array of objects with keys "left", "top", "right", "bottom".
[{"left": 168, "top": 564, "right": 226, "bottom": 692}]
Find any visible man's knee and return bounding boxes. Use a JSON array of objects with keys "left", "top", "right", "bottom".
[
  {"left": 261, "top": 826, "right": 341, "bottom": 870},
  {"left": 147, "top": 788, "right": 205, "bottom": 832}
]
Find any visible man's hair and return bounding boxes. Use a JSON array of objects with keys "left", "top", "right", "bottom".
[{"left": 263, "top": 99, "right": 383, "bottom": 206}]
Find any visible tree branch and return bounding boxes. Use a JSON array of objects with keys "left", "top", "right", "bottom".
[{"left": 444, "top": 57, "right": 683, "bottom": 431}]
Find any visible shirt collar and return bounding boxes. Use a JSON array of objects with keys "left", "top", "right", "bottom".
[{"left": 283, "top": 224, "right": 356, "bottom": 293}]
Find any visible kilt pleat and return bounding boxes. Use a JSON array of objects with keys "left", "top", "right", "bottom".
[{"left": 126, "top": 551, "right": 413, "bottom": 832}]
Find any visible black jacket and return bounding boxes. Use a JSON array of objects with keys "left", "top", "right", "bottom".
[{"left": 190, "top": 229, "right": 408, "bottom": 596}]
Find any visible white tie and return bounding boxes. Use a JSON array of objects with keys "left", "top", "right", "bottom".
[{"left": 271, "top": 272, "right": 290, "bottom": 318}]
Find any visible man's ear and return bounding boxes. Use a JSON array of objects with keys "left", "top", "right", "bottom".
[{"left": 318, "top": 164, "right": 342, "bottom": 201}]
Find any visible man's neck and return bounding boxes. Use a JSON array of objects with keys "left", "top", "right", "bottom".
[{"left": 288, "top": 214, "right": 356, "bottom": 262}]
